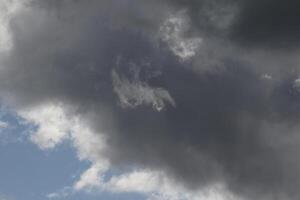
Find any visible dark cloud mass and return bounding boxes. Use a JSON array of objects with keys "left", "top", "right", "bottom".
[
  {"left": 2, "top": 0, "right": 300, "bottom": 199},
  {"left": 232, "top": 0, "right": 300, "bottom": 48}
]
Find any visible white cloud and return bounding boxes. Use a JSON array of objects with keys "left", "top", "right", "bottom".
[
  {"left": 106, "top": 170, "right": 161, "bottom": 193},
  {"left": 19, "top": 104, "right": 72, "bottom": 149},
  {"left": 159, "top": 11, "right": 202, "bottom": 61},
  {"left": 74, "top": 162, "right": 109, "bottom": 191},
  {"left": 46, "top": 186, "right": 73, "bottom": 199},
  {"left": 0, "top": 0, "right": 27, "bottom": 52},
  {"left": 0, "top": 121, "right": 8, "bottom": 129},
  {"left": 261, "top": 74, "right": 273, "bottom": 80},
  {"left": 74, "top": 168, "right": 243, "bottom": 200},
  {"left": 106, "top": 170, "right": 241, "bottom": 200},
  {"left": 112, "top": 69, "right": 175, "bottom": 111},
  {"left": 18, "top": 103, "right": 108, "bottom": 162}
]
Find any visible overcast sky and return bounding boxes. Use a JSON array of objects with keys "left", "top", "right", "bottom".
[{"left": 1, "top": 0, "right": 300, "bottom": 200}]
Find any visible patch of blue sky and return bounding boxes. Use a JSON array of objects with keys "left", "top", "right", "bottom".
[
  {"left": 0, "top": 139, "right": 85, "bottom": 200},
  {"left": 0, "top": 106, "right": 28, "bottom": 145}
]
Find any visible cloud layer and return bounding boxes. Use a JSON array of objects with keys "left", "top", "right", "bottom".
[{"left": 2, "top": 0, "right": 300, "bottom": 199}]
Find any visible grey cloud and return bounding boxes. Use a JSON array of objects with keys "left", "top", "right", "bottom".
[
  {"left": 2, "top": 1, "right": 300, "bottom": 200},
  {"left": 230, "top": 0, "right": 300, "bottom": 48},
  {"left": 164, "top": 0, "right": 300, "bottom": 49}
]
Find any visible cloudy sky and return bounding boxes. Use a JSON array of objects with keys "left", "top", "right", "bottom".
[{"left": 1, "top": 0, "right": 300, "bottom": 200}]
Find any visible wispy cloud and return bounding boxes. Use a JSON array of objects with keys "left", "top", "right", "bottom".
[{"left": 0, "top": 121, "right": 8, "bottom": 129}]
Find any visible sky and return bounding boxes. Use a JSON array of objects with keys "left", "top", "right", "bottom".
[{"left": 1, "top": 0, "right": 300, "bottom": 200}]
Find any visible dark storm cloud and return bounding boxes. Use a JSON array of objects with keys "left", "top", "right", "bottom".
[
  {"left": 108, "top": 63, "right": 300, "bottom": 199},
  {"left": 231, "top": 0, "right": 300, "bottom": 48},
  {"left": 2, "top": 0, "right": 300, "bottom": 200},
  {"left": 164, "top": 0, "right": 300, "bottom": 48}
]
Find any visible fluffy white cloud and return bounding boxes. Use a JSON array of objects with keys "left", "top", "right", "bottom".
[{"left": 19, "top": 104, "right": 72, "bottom": 149}]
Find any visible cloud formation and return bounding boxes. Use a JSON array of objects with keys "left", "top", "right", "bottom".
[{"left": 2, "top": 0, "right": 300, "bottom": 199}]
